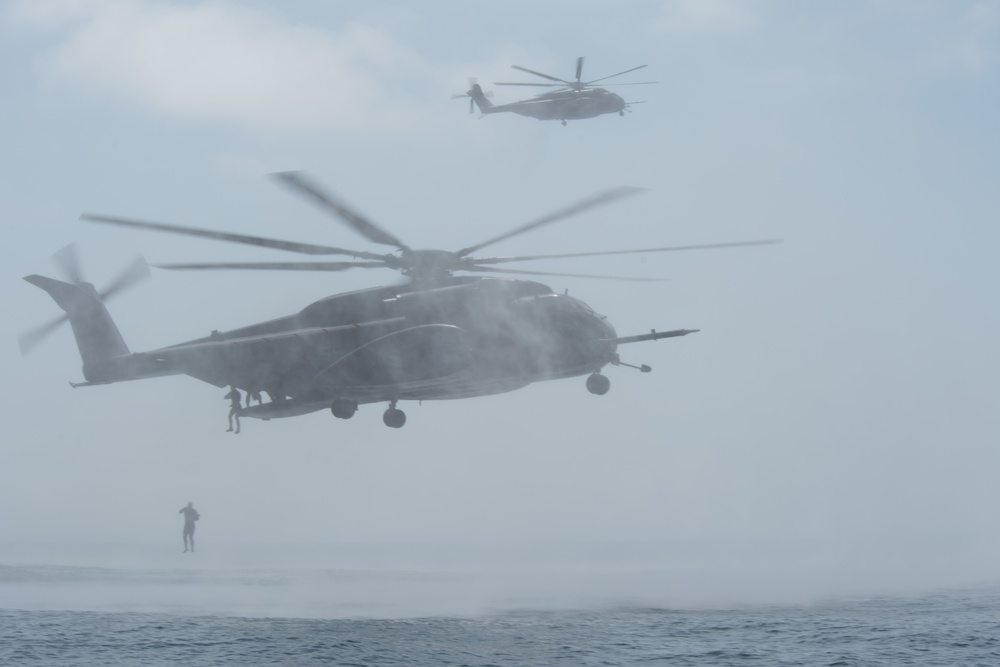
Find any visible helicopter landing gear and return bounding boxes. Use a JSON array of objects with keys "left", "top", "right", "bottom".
[
  {"left": 383, "top": 401, "right": 406, "bottom": 428},
  {"left": 561, "top": 120, "right": 567, "bottom": 126},
  {"left": 330, "top": 398, "right": 358, "bottom": 419},
  {"left": 586, "top": 373, "right": 611, "bottom": 395},
  {"left": 619, "top": 110, "right": 625, "bottom": 116}
]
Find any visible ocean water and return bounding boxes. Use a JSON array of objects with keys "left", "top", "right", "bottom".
[
  {"left": 4, "top": 590, "right": 999, "bottom": 666},
  {"left": 2, "top": 545, "right": 999, "bottom": 665}
]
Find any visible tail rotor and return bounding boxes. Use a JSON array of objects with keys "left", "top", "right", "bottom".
[
  {"left": 452, "top": 78, "right": 492, "bottom": 114},
  {"left": 19, "top": 244, "right": 150, "bottom": 355}
]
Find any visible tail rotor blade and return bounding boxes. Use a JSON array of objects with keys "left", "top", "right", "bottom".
[
  {"left": 575, "top": 56, "right": 584, "bottom": 82},
  {"left": 99, "top": 255, "right": 151, "bottom": 301},
  {"left": 18, "top": 314, "right": 69, "bottom": 355},
  {"left": 53, "top": 243, "right": 84, "bottom": 284}
]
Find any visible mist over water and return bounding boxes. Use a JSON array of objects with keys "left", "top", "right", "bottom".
[{"left": 3, "top": 538, "right": 997, "bottom": 619}]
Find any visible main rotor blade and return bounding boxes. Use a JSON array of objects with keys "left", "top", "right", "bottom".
[
  {"left": 18, "top": 314, "right": 70, "bottom": 355},
  {"left": 586, "top": 64, "right": 648, "bottom": 85},
  {"left": 53, "top": 243, "right": 84, "bottom": 284},
  {"left": 494, "top": 82, "right": 564, "bottom": 87},
  {"left": 456, "top": 186, "right": 646, "bottom": 258},
  {"left": 596, "top": 81, "right": 658, "bottom": 87},
  {"left": 464, "top": 265, "right": 665, "bottom": 282},
  {"left": 154, "top": 260, "right": 387, "bottom": 272},
  {"left": 81, "top": 214, "right": 385, "bottom": 261},
  {"left": 470, "top": 239, "right": 784, "bottom": 265},
  {"left": 510, "top": 64, "right": 572, "bottom": 85},
  {"left": 271, "top": 172, "right": 409, "bottom": 250},
  {"left": 575, "top": 56, "right": 584, "bottom": 82},
  {"left": 99, "top": 255, "right": 151, "bottom": 301}
]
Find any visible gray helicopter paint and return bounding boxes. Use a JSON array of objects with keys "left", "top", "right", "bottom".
[
  {"left": 462, "top": 57, "right": 652, "bottom": 123},
  {"left": 27, "top": 273, "right": 640, "bottom": 420}
]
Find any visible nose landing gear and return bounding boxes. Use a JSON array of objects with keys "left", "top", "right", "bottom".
[
  {"left": 586, "top": 373, "right": 611, "bottom": 395},
  {"left": 383, "top": 401, "right": 406, "bottom": 428}
]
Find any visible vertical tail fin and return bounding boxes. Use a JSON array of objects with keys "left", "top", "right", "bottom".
[
  {"left": 468, "top": 83, "right": 495, "bottom": 113},
  {"left": 23, "top": 275, "right": 130, "bottom": 366}
]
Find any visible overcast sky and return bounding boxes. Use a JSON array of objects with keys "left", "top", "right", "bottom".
[{"left": 2, "top": 0, "right": 999, "bottom": 595}]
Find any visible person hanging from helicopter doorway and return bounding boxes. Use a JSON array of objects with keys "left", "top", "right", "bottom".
[{"left": 225, "top": 386, "right": 242, "bottom": 434}]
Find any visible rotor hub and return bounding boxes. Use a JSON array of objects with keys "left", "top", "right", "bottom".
[{"left": 399, "top": 249, "right": 465, "bottom": 278}]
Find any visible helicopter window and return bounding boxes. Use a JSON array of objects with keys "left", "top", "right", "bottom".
[{"left": 573, "top": 300, "right": 605, "bottom": 318}]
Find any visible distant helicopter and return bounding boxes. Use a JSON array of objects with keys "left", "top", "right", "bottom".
[
  {"left": 21, "top": 173, "right": 777, "bottom": 429},
  {"left": 457, "top": 57, "right": 655, "bottom": 126}
]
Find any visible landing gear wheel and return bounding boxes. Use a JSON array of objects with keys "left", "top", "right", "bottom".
[
  {"left": 586, "top": 373, "right": 611, "bottom": 395},
  {"left": 330, "top": 398, "right": 358, "bottom": 420},
  {"left": 561, "top": 120, "right": 567, "bottom": 126},
  {"left": 619, "top": 110, "right": 625, "bottom": 116},
  {"left": 383, "top": 407, "right": 406, "bottom": 428}
]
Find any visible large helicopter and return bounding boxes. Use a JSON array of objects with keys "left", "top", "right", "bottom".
[
  {"left": 457, "top": 57, "right": 655, "bottom": 126},
  {"left": 22, "top": 173, "right": 777, "bottom": 429}
]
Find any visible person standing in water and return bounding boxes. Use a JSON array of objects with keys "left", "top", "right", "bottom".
[{"left": 179, "top": 502, "right": 200, "bottom": 552}]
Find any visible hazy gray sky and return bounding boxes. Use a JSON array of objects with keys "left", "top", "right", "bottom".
[{"left": 2, "top": 0, "right": 998, "bottom": 594}]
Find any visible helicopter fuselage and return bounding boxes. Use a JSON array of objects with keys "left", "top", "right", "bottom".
[
  {"left": 489, "top": 87, "right": 627, "bottom": 122},
  {"left": 78, "top": 277, "right": 620, "bottom": 418}
]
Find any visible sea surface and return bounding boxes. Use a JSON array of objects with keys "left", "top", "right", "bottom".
[{"left": 2, "top": 544, "right": 998, "bottom": 666}]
